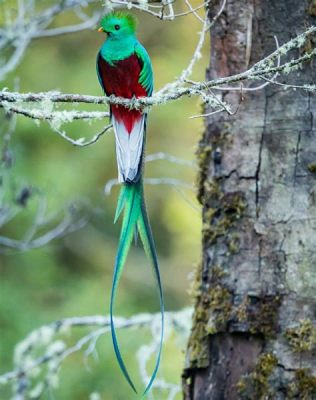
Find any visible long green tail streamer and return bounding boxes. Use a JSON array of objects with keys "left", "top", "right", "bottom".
[{"left": 110, "top": 180, "right": 164, "bottom": 397}]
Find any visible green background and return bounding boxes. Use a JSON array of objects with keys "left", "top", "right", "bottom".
[{"left": 0, "top": 2, "right": 208, "bottom": 398}]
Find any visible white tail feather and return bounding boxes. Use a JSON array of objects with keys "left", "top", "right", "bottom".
[{"left": 112, "top": 116, "right": 145, "bottom": 183}]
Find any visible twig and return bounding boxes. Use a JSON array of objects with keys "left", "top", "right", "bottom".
[
  {"left": 33, "top": 12, "right": 102, "bottom": 38},
  {"left": 0, "top": 212, "right": 87, "bottom": 252},
  {"left": 104, "top": 177, "right": 194, "bottom": 195},
  {"left": 145, "top": 152, "right": 196, "bottom": 168},
  {"left": 52, "top": 124, "right": 113, "bottom": 146},
  {"left": 1, "top": 104, "right": 110, "bottom": 122},
  {"left": 0, "top": 309, "right": 193, "bottom": 392}
]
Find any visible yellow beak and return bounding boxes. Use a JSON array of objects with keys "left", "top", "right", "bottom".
[{"left": 98, "top": 27, "right": 104, "bottom": 32}]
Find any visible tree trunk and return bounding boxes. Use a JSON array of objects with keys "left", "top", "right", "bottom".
[{"left": 183, "top": 1, "right": 316, "bottom": 399}]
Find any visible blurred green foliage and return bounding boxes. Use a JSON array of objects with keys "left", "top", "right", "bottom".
[{"left": 0, "top": 2, "right": 208, "bottom": 398}]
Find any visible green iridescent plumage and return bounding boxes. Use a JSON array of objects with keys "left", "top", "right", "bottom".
[
  {"left": 96, "top": 12, "right": 163, "bottom": 397},
  {"left": 111, "top": 181, "right": 164, "bottom": 396},
  {"left": 97, "top": 12, "right": 153, "bottom": 96},
  {"left": 99, "top": 11, "right": 137, "bottom": 34}
]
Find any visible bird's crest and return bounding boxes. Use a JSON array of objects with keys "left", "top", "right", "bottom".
[{"left": 100, "top": 11, "right": 137, "bottom": 33}]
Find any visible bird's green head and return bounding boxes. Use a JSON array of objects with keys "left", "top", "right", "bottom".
[{"left": 98, "top": 11, "right": 137, "bottom": 38}]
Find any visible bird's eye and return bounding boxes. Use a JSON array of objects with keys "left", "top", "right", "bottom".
[{"left": 114, "top": 25, "right": 120, "bottom": 30}]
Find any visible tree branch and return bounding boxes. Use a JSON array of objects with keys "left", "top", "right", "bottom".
[
  {"left": 0, "top": 309, "right": 192, "bottom": 400},
  {"left": 1, "top": 25, "right": 315, "bottom": 120}
]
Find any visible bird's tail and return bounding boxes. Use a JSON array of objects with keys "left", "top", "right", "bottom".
[{"left": 111, "top": 179, "right": 164, "bottom": 396}]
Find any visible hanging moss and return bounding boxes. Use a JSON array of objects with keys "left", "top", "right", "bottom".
[
  {"left": 237, "top": 353, "right": 278, "bottom": 399},
  {"left": 285, "top": 319, "right": 316, "bottom": 352}
]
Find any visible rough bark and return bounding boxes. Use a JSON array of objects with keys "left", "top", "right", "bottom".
[{"left": 183, "top": 1, "right": 316, "bottom": 399}]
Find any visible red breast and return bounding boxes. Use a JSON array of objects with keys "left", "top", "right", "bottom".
[{"left": 98, "top": 54, "right": 147, "bottom": 134}]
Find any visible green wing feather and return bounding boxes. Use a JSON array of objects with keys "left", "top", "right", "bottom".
[
  {"left": 110, "top": 180, "right": 164, "bottom": 396},
  {"left": 135, "top": 42, "right": 153, "bottom": 96}
]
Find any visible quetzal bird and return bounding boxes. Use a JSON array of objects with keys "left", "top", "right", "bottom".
[{"left": 96, "top": 12, "right": 164, "bottom": 396}]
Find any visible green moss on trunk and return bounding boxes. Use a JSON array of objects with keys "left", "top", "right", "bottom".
[
  {"left": 285, "top": 319, "right": 316, "bottom": 352},
  {"left": 187, "top": 277, "right": 232, "bottom": 366},
  {"left": 307, "top": 162, "right": 316, "bottom": 173},
  {"left": 288, "top": 369, "right": 316, "bottom": 399},
  {"left": 237, "top": 353, "right": 278, "bottom": 399}
]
